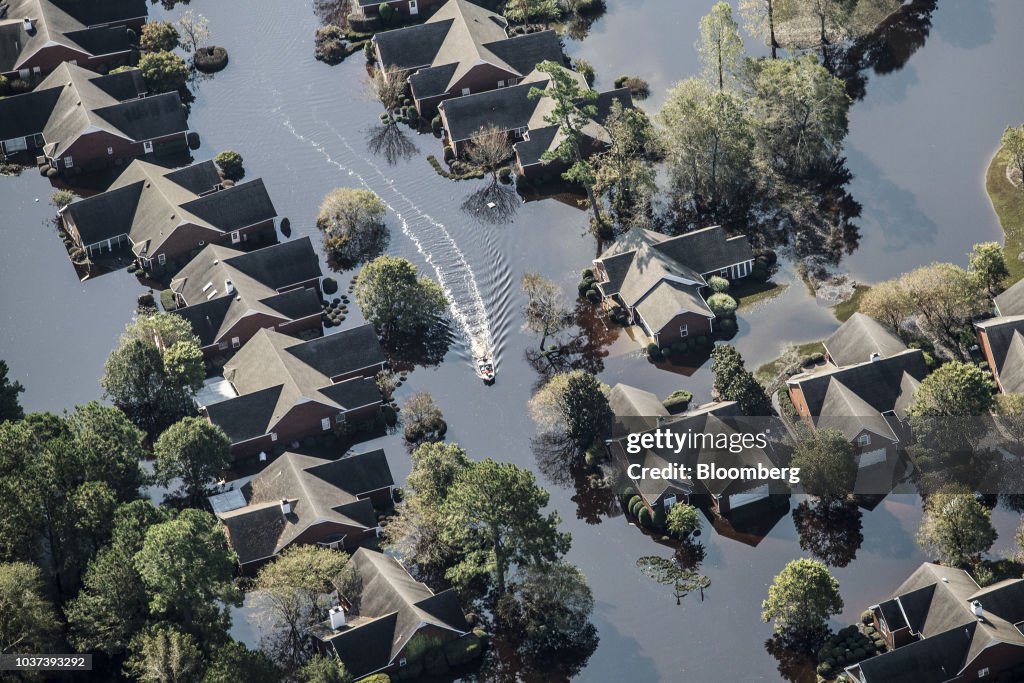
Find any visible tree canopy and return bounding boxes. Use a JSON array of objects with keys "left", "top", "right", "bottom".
[
  {"left": 317, "top": 188, "right": 389, "bottom": 270},
  {"left": 710, "top": 345, "right": 772, "bottom": 415},
  {"left": 917, "top": 491, "right": 997, "bottom": 568},
  {"left": 154, "top": 417, "right": 232, "bottom": 507},
  {"left": 697, "top": 2, "right": 743, "bottom": 91},
  {"left": 355, "top": 256, "right": 448, "bottom": 343},
  {"left": 0, "top": 359, "right": 24, "bottom": 422},
  {"left": 137, "top": 50, "right": 189, "bottom": 92},
  {"left": 790, "top": 428, "right": 857, "bottom": 504},
  {"left": 762, "top": 558, "right": 843, "bottom": 644}
]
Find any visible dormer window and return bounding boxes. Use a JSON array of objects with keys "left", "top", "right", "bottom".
[{"left": 857, "top": 434, "right": 871, "bottom": 447}]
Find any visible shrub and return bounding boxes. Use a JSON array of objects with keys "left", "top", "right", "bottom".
[
  {"left": 10, "top": 78, "right": 29, "bottom": 93},
  {"left": 708, "top": 275, "right": 730, "bottom": 293},
  {"left": 637, "top": 506, "right": 652, "bottom": 527},
  {"left": 707, "top": 293, "right": 738, "bottom": 318},
  {"left": 49, "top": 190, "right": 75, "bottom": 208},
  {"left": 647, "top": 343, "right": 660, "bottom": 357},
  {"left": 751, "top": 262, "right": 770, "bottom": 282},
  {"left": 810, "top": 352, "right": 825, "bottom": 363},
  {"left": 431, "top": 115, "right": 442, "bottom": 133},
  {"left": 137, "top": 50, "right": 189, "bottom": 92},
  {"left": 187, "top": 131, "right": 201, "bottom": 150},
  {"left": 322, "top": 277, "right": 338, "bottom": 294},
  {"left": 69, "top": 247, "right": 87, "bottom": 264},
  {"left": 816, "top": 662, "right": 833, "bottom": 677},
  {"left": 194, "top": 45, "right": 229, "bottom": 73},
  {"left": 443, "top": 146, "right": 455, "bottom": 163},
  {"left": 280, "top": 217, "right": 291, "bottom": 237},
  {"left": 140, "top": 20, "right": 180, "bottom": 52},
  {"left": 363, "top": 40, "right": 376, "bottom": 62},
  {"left": 585, "top": 288, "right": 601, "bottom": 304},
  {"left": 613, "top": 75, "right": 650, "bottom": 100},
  {"left": 314, "top": 24, "right": 348, "bottom": 65},
  {"left": 379, "top": 3, "right": 396, "bottom": 25},
  {"left": 663, "top": 389, "right": 693, "bottom": 413},
  {"left": 575, "top": 59, "right": 596, "bottom": 87},
  {"left": 717, "top": 318, "right": 737, "bottom": 335},
  {"left": 214, "top": 150, "right": 245, "bottom": 181},
  {"left": 498, "top": 166, "right": 512, "bottom": 183},
  {"left": 351, "top": 14, "right": 382, "bottom": 33},
  {"left": 443, "top": 634, "right": 482, "bottom": 666},
  {"left": 159, "top": 288, "right": 178, "bottom": 311},
  {"left": 0, "top": 74, "right": 8, "bottom": 95}
]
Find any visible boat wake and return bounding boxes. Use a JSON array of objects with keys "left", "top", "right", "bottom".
[{"left": 274, "top": 107, "right": 498, "bottom": 372}]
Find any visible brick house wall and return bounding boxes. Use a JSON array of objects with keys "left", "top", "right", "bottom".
[{"left": 649, "top": 311, "right": 713, "bottom": 346}]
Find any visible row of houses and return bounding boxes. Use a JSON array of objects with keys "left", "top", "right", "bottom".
[{"left": 370, "top": 0, "right": 635, "bottom": 178}]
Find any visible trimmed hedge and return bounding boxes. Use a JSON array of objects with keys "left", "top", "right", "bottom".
[{"left": 323, "top": 277, "right": 339, "bottom": 294}]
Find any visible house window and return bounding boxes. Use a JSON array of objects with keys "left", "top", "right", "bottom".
[
  {"left": 218, "top": 341, "right": 228, "bottom": 350},
  {"left": 720, "top": 269, "right": 728, "bottom": 277},
  {"left": 522, "top": 130, "right": 530, "bottom": 141},
  {"left": 679, "top": 324, "right": 688, "bottom": 338},
  {"left": 508, "top": 77, "right": 518, "bottom": 85},
  {"left": 231, "top": 231, "right": 241, "bottom": 244},
  {"left": 107, "top": 146, "right": 113, "bottom": 155},
  {"left": 399, "top": 658, "right": 408, "bottom": 667},
  {"left": 461, "top": 87, "right": 470, "bottom": 95},
  {"left": 321, "top": 418, "right": 331, "bottom": 431},
  {"left": 157, "top": 253, "right": 167, "bottom": 266},
  {"left": 143, "top": 140, "right": 154, "bottom": 154},
  {"left": 32, "top": 66, "right": 40, "bottom": 74},
  {"left": 231, "top": 337, "right": 240, "bottom": 349},
  {"left": 978, "top": 669, "right": 990, "bottom": 679},
  {"left": 497, "top": 80, "right": 505, "bottom": 87},
  {"left": 664, "top": 494, "right": 677, "bottom": 509},
  {"left": 270, "top": 432, "right": 278, "bottom": 442},
  {"left": 64, "top": 156, "right": 74, "bottom": 168},
  {"left": 857, "top": 434, "right": 871, "bottom": 447}
]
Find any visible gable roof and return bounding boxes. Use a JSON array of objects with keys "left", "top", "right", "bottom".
[
  {"left": 375, "top": 0, "right": 563, "bottom": 100},
  {"left": 596, "top": 226, "right": 754, "bottom": 306},
  {"left": 994, "top": 279, "right": 1024, "bottom": 317},
  {"left": 787, "top": 349, "right": 928, "bottom": 420},
  {"left": 824, "top": 313, "right": 908, "bottom": 367},
  {"left": 208, "top": 327, "right": 384, "bottom": 442},
  {"left": 634, "top": 279, "right": 714, "bottom": 336},
  {"left": 63, "top": 159, "right": 273, "bottom": 255},
  {"left": 14, "top": 62, "right": 186, "bottom": 160},
  {"left": 815, "top": 378, "right": 900, "bottom": 443},
  {"left": 0, "top": 0, "right": 143, "bottom": 74},
  {"left": 859, "top": 563, "right": 1024, "bottom": 682},
  {"left": 976, "top": 315, "right": 1024, "bottom": 393},
  {"left": 216, "top": 450, "right": 393, "bottom": 565},
  {"left": 324, "top": 548, "right": 470, "bottom": 678}
]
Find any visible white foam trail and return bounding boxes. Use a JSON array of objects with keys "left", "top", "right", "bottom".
[{"left": 275, "top": 109, "right": 496, "bottom": 369}]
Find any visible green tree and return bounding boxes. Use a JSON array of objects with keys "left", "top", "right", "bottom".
[
  {"left": 253, "top": 546, "right": 360, "bottom": 671},
  {"left": 202, "top": 642, "right": 281, "bottom": 683},
  {"left": 666, "top": 503, "right": 701, "bottom": 537},
  {"left": 562, "top": 371, "right": 611, "bottom": 450},
  {"left": 859, "top": 278, "right": 913, "bottom": 332},
  {"left": 138, "top": 50, "right": 189, "bottom": 92},
  {"left": 503, "top": 0, "right": 560, "bottom": 24},
  {"left": 124, "top": 624, "right": 204, "bottom": 683},
  {"left": 697, "top": 2, "right": 744, "bottom": 91},
  {"left": 917, "top": 491, "right": 997, "bottom": 567},
  {"left": 213, "top": 150, "right": 245, "bottom": 181},
  {"left": 0, "top": 359, "right": 24, "bottom": 422},
  {"left": 529, "top": 61, "right": 604, "bottom": 231},
  {"left": 133, "top": 508, "right": 241, "bottom": 643},
  {"left": 102, "top": 338, "right": 196, "bottom": 435},
  {"left": 497, "top": 561, "right": 595, "bottom": 651},
  {"left": 657, "top": 79, "right": 754, "bottom": 229},
  {"left": 762, "top": 558, "right": 843, "bottom": 643},
  {"left": 710, "top": 345, "right": 772, "bottom": 416},
  {"left": 296, "top": 655, "right": 352, "bottom": 683},
  {"left": 406, "top": 441, "right": 472, "bottom": 508},
  {"left": 354, "top": 256, "right": 448, "bottom": 342},
  {"left": 65, "top": 501, "right": 172, "bottom": 656},
  {"left": 745, "top": 55, "right": 851, "bottom": 180},
  {"left": 140, "top": 20, "right": 180, "bottom": 52},
  {"left": 65, "top": 401, "right": 148, "bottom": 501},
  {"left": 636, "top": 555, "right": 711, "bottom": 605},
  {"left": 790, "top": 428, "right": 857, "bottom": 504},
  {"left": 995, "top": 393, "right": 1024, "bottom": 453},
  {"left": 969, "top": 241, "right": 1009, "bottom": 297},
  {"left": 807, "top": 0, "right": 857, "bottom": 54},
  {"left": 909, "top": 361, "right": 994, "bottom": 418},
  {"left": 162, "top": 340, "right": 205, "bottom": 392},
  {"left": 0, "top": 562, "right": 58, "bottom": 654},
  {"left": 317, "top": 188, "right": 389, "bottom": 269},
  {"left": 521, "top": 272, "right": 572, "bottom": 351},
  {"left": 1002, "top": 124, "right": 1024, "bottom": 190},
  {"left": 154, "top": 417, "right": 232, "bottom": 507},
  {"left": 401, "top": 391, "right": 446, "bottom": 443},
  {"left": 593, "top": 101, "right": 657, "bottom": 231},
  {"left": 440, "top": 459, "right": 571, "bottom": 596},
  {"left": 125, "top": 311, "right": 201, "bottom": 350}
]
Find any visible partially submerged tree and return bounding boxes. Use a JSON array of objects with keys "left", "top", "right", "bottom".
[
  {"left": 739, "top": 0, "right": 779, "bottom": 58},
  {"left": 140, "top": 20, "right": 180, "bottom": 52},
  {"left": 496, "top": 561, "right": 595, "bottom": 652},
  {"left": 355, "top": 256, "right": 448, "bottom": 343},
  {"left": 214, "top": 150, "right": 245, "bottom": 181},
  {"left": 968, "top": 241, "right": 1009, "bottom": 297},
  {"left": 790, "top": 428, "right": 857, "bottom": 505},
  {"left": 137, "top": 50, "right": 189, "bottom": 92},
  {"left": 762, "top": 558, "right": 842, "bottom": 645},
  {"left": 317, "top": 188, "right": 389, "bottom": 269},
  {"left": 368, "top": 67, "right": 409, "bottom": 117},
  {"left": 401, "top": 392, "right": 446, "bottom": 443},
  {"left": 917, "top": 491, "right": 997, "bottom": 568},
  {"left": 710, "top": 345, "right": 772, "bottom": 416},
  {"left": 521, "top": 272, "right": 572, "bottom": 351},
  {"left": 697, "top": 2, "right": 744, "bottom": 91},
  {"left": 176, "top": 9, "right": 211, "bottom": 53},
  {"left": 465, "top": 124, "right": 513, "bottom": 186},
  {"left": 593, "top": 101, "right": 657, "bottom": 231},
  {"left": 529, "top": 370, "right": 610, "bottom": 450},
  {"left": 637, "top": 555, "right": 711, "bottom": 605}
]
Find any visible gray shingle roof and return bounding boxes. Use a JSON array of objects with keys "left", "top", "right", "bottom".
[
  {"left": 440, "top": 80, "right": 537, "bottom": 142},
  {"left": 995, "top": 279, "right": 1024, "bottom": 317},
  {"left": 286, "top": 325, "right": 386, "bottom": 379},
  {"left": 324, "top": 548, "right": 470, "bottom": 678},
  {"left": 824, "top": 313, "right": 908, "bottom": 367},
  {"left": 857, "top": 563, "right": 1024, "bottom": 682},
  {"left": 634, "top": 280, "right": 714, "bottom": 336},
  {"left": 218, "top": 451, "right": 392, "bottom": 565},
  {"left": 976, "top": 315, "right": 1024, "bottom": 393},
  {"left": 178, "top": 178, "right": 276, "bottom": 231},
  {"left": 203, "top": 385, "right": 283, "bottom": 442}
]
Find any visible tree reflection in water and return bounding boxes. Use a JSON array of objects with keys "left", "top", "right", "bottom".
[
  {"left": 532, "top": 432, "right": 619, "bottom": 525},
  {"left": 380, "top": 317, "right": 453, "bottom": 369},
  {"left": 366, "top": 124, "right": 420, "bottom": 166},
  {"left": 460, "top": 183, "right": 521, "bottom": 225},
  {"left": 765, "top": 634, "right": 818, "bottom": 683},
  {"left": 470, "top": 628, "right": 599, "bottom": 683},
  {"left": 525, "top": 301, "right": 616, "bottom": 385},
  {"left": 792, "top": 499, "right": 864, "bottom": 568}
]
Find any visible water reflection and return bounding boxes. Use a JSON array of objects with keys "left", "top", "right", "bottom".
[
  {"left": 460, "top": 183, "right": 521, "bottom": 225},
  {"left": 792, "top": 499, "right": 864, "bottom": 569},
  {"left": 365, "top": 124, "right": 420, "bottom": 167}
]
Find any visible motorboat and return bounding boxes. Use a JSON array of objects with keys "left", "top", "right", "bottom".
[{"left": 477, "top": 359, "right": 495, "bottom": 384}]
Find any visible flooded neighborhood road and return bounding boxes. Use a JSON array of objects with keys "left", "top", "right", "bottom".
[{"left": 2, "top": 1, "right": 1023, "bottom": 680}]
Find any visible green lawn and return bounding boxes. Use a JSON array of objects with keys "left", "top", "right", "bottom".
[
  {"left": 755, "top": 340, "right": 825, "bottom": 385},
  {"left": 831, "top": 284, "right": 870, "bottom": 322},
  {"left": 986, "top": 147, "right": 1024, "bottom": 284}
]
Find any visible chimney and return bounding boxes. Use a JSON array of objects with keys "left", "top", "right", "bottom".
[
  {"left": 280, "top": 499, "right": 292, "bottom": 515},
  {"left": 329, "top": 605, "right": 346, "bottom": 630},
  {"left": 972, "top": 600, "right": 983, "bottom": 619},
  {"left": 869, "top": 352, "right": 881, "bottom": 363},
  {"left": 224, "top": 279, "right": 235, "bottom": 295}
]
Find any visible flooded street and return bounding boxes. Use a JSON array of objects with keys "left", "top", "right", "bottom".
[{"left": 2, "top": 0, "right": 1024, "bottom": 680}]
